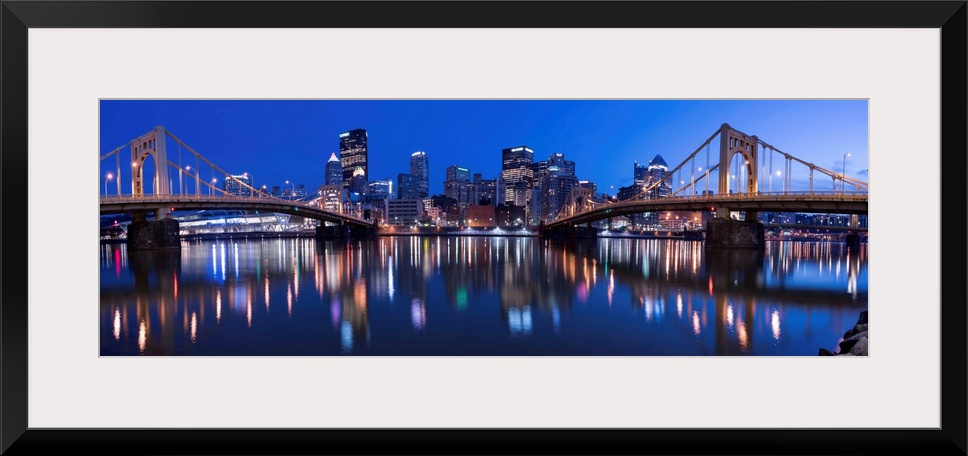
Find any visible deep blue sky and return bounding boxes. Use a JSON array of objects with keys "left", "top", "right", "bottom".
[{"left": 100, "top": 100, "right": 868, "bottom": 196}]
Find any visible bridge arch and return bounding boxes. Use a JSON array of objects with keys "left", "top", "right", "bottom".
[
  {"left": 718, "top": 123, "right": 758, "bottom": 196},
  {"left": 130, "top": 126, "right": 169, "bottom": 197}
]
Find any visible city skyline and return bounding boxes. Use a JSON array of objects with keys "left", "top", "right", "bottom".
[{"left": 99, "top": 100, "right": 869, "bottom": 197}]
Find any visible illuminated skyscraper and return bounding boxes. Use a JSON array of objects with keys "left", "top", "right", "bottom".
[
  {"left": 643, "top": 155, "right": 672, "bottom": 199},
  {"left": 410, "top": 151, "right": 429, "bottom": 198},
  {"left": 325, "top": 152, "right": 342, "bottom": 186},
  {"left": 339, "top": 129, "right": 368, "bottom": 190},
  {"left": 501, "top": 146, "right": 534, "bottom": 205}
]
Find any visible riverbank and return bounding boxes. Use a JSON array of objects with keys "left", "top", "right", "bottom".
[{"left": 819, "top": 311, "right": 868, "bottom": 356}]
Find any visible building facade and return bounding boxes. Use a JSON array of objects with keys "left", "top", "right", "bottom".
[
  {"left": 397, "top": 173, "right": 420, "bottom": 200},
  {"left": 410, "top": 151, "right": 429, "bottom": 198},
  {"left": 501, "top": 146, "right": 534, "bottom": 206},
  {"left": 223, "top": 174, "right": 252, "bottom": 196},
  {"left": 339, "top": 129, "right": 368, "bottom": 190},
  {"left": 387, "top": 199, "right": 424, "bottom": 226},
  {"left": 325, "top": 152, "right": 342, "bottom": 186}
]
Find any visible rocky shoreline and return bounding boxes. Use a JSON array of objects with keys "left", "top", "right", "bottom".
[{"left": 819, "top": 310, "right": 868, "bottom": 356}]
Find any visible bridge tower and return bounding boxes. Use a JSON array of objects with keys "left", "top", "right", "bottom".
[
  {"left": 717, "top": 123, "right": 758, "bottom": 218},
  {"left": 706, "top": 124, "right": 764, "bottom": 249},
  {"left": 126, "top": 126, "right": 179, "bottom": 249},
  {"left": 130, "top": 125, "right": 172, "bottom": 219}
]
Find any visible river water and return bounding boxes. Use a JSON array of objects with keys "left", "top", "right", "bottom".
[{"left": 99, "top": 236, "right": 868, "bottom": 356}]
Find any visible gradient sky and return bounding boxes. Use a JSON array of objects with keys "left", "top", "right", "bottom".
[{"left": 99, "top": 100, "right": 868, "bottom": 197}]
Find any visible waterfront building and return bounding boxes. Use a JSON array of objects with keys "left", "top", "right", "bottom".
[
  {"left": 339, "top": 129, "right": 368, "bottom": 190},
  {"left": 466, "top": 204, "right": 496, "bottom": 227},
  {"left": 495, "top": 204, "right": 526, "bottom": 227},
  {"left": 410, "top": 151, "right": 429, "bottom": 198},
  {"left": 223, "top": 174, "right": 251, "bottom": 196},
  {"left": 325, "top": 152, "right": 342, "bottom": 186}
]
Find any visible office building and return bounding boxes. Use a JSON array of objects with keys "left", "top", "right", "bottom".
[
  {"left": 223, "top": 174, "right": 251, "bottom": 196},
  {"left": 501, "top": 146, "right": 534, "bottom": 205},
  {"left": 410, "top": 151, "right": 429, "bottom": 198},
  {"left": 398, "top": 173, "right": 420, "bottom": 200},
  {"left": 325, "top": 152, "right": 342, "bottom": 186},
  {"left": 339, "top": 129, "right": 368, "bottom": 190}
]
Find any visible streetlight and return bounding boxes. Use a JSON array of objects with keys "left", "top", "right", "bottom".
[
  {"left": 842, "top": 152, "right": 851, "bottom": 194},
  {"left": 211, "top": 177, "right": 218, "bottom": 196},
  {"left": 184, "top": 166, "right": 197, "bottom": 195},
  {"left": 104, "top": 172, "right": 113, "bottom": 195},
  {"left": 285, "top": 180, "right": 295, "bottom": 198}
]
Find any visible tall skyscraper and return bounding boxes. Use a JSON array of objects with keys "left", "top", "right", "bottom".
[
  {"left": 339, "top": 129, "right": 368, "bottom": 190},
  {"left": 643, "top": 155, "right": 672, "bottom": 199},
  {"left": 501, "top": 146, "right": 534, "bottom": 205},
  {"left": 398, "top": 173, "right": 420, "bottom": 200},
  {"left": 445, "top": 165, "right": 470, "bottom": 183},
  {"left": 538, "top": 153, "right": 577, "bottom": 222},
  {"left": 325, "top": 152, "right": 342, "bottom": 186},
  {"left": 633, "top": 161, "right": 649, "bottom": 186},
  {"left": 444, "top": 165, "right": 474, "bottom": 206},
  {"left": 349, "top": 166, "right": 367, "bottom": 194},
  {"left": 410, "top": 151, "right": 429, "bottom": 198}
]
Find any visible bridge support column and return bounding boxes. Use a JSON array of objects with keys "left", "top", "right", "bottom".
[
  {"left": 705, "top": 218, "right": 764, "bottom": 249},
  {"left": 127, "top": 213, "right": 180, "bottom": 250}
]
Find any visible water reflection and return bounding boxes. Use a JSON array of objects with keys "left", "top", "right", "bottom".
[{"left": 100, "top": 237, "right": 867, "bottom": 356}]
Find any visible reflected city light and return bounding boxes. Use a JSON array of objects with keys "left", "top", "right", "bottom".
[
  {"left": 411, "top": 297, "right": 426, "bottom": 331},
  {"left": 101, "top": 235, "right": 866, "bottom": 356},
  {"left": 138, "top": 320, "right": 147, "bottom": 353},
  {"left": 113, "top": 308, "right": 121, "bottom": 340},
  {"left": 737, "top": 320, "right": 749, "bottom": 350},
  {"left": 190, "top": 312, "right": 197, "bottom": 343},
  {"left": 771, "top": 309, "right": 781, "bottom": 340}
]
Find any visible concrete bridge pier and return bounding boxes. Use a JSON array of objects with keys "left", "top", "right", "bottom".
[
  {"left": 705, "top": 218, "right": 765, "bottom": 249},
  {"left": 126, "top": 212, "right": 180, "bottom": 250}
]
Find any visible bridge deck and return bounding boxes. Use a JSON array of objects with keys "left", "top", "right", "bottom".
[{"left": 100, "top": 195, "right": 374, "bottom": 228}]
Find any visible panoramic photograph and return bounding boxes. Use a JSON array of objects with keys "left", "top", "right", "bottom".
[{"left": 99, "top": 100, "right": 869, "bottom": 356}]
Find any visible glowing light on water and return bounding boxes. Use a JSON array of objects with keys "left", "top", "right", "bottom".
[
  {"left": 138, "top": 320, "right": 147, "bottom": 353},
  {"left": 216, "top": 289, "right": 222, "bottom": 323},
  {"left": 692, "top": 311, "right": 701, "bottom": 335},
  {"left": 113, "top": 308, "right": 121, "bottom": 340},
  {"left": 341, "top": 321, "right": 353, "bottom": 353},
  {"left": 190, "top": 312, "right": 197, "bottom": 343},
  {"left": 771, "top": 309, "right": 781, "bottom": 340},
  {"left": 287, "top": 284, "right": 293, "bottom": 317},
  {"left": 676, "top": 293, "right": 683, "bottom": 318},
  {"left": 411, "top": 297, "right": 426, "bottom": 331},
  {"left": 726, "top": 304, "right": 734, "bottom": 328}
]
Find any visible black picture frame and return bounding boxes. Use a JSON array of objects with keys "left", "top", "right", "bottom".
[{"left": 2, "top": 1, "right": 965, "bottom": 455}]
